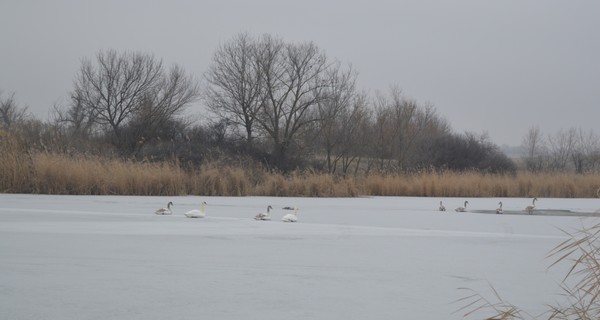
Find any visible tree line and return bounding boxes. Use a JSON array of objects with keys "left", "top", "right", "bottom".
[
  {"left": 522, "top": 126, "right": 600, "bottom": 174},
  {"left": 7, "top": 32, "right": 596, "bottom": 175}
]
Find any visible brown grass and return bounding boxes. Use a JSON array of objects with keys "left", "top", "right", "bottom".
[
  {"left": 31, "top": 153, "right": 189, "bottom": 195},
  {"left": 1, "top": 137, "right": 599, "bottom": 197},
  {"left": 362, "top": 171, "right": 600, "bottom": 198},
  {"left": 0, "top": 130, "right": 34, "bottom": 193}
]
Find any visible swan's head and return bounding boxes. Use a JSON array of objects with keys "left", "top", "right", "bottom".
[
  {"left": 167, "top": 201, "right": 174, "bottom": 208},
  {"left": 267, "top": 205, "right": 273, "bottom": 211},
  {"left": 293, "top": 207, "right": 299, "bottom": 214},
  {"left": 464, "top": 201, "right": 469, "bottom": 206}
]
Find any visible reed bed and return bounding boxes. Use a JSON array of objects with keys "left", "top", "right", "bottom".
[
  {"left": 362, "top": 171, "right": 600, "bottom": 198},
  {"left": 1, "top": 149, "right": 599, "bottom": 197}
]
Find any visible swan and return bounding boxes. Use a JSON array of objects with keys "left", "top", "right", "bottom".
[
  {"left": 525, "top": 197, "right": 538, "bottom": 215},
  {"left": 184, "top": 201, "right": 207, "bottom": 218},
  {"left": 439, "top": 201, "right": 446, "bottom": 211},
  {"left": 496, "top": 201, "right": 503, "bottom": 214},
  {"left": 155, "top": 201, "right": 173, "bottom": 215},
  {"left": 455, "top": 201, "right": 469, "bottom": 212},
  {"left": 255, "top": 205, "right": 273, "bottom": 221},
  {"left": 282, "top": 207, "right": 298, "bottom": 222}
]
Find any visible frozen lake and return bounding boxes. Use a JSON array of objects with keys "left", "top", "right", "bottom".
[{"left": 1, "top": 194, "right": 599, "bottom": 319}]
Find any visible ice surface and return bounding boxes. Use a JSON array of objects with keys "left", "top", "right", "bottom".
[{"left": 1, "top": 194, "right": 599, "bottom": 319}]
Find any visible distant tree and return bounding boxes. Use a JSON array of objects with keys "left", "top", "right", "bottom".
[
  {"left": 72, "top": 50, "right": 162, "bottom": 142},
  {"left": 204, "top": 32, "right": 263, "bottom": 149},
  {"left": 405, "top": 106, "right": 451, "bottom": 169},
  {"left": 71, "top": 49, "right": 198, "bottom": 152},
  {"left": 333, "top": 94, "right": 372, "bottom": 176},
  {"left": 311, "top": 62, "right": 358, "bottom": 173},
  {"left": 571, "top": 129, "right": 600, "bottom": 173},
  {"left": 0, "top": 91, "right": 29, "bottom": 129},
  {"left": 547, "top": 128, "right": 577, "bottom": 171},
  {"left": 370, "top": 92, "right": 397, "bottom": 171},
  {"left": 254, "top": 35, "right": 330, "bottom": 170},
  {"left": 430, "top": 132, "right": 516, "bottom": 174},
  {"left": 521, "top": 127, "right": 600, "bottom": 174},
  {"left": 53, "top": 95, "right": 96, "bottom": 139},
  {"left": 522, "top": 125, "right": 547, "bottom": 172},
  {"left": 365, "top": 88, "right": 451, "bottom": 172},
  {"left": 123, "top": 65, "right": 200, "bottom": 154}
]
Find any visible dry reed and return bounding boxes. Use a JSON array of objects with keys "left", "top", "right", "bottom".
[
  {"left": 0, "top": 130, "right": 34, "bottom": 193},
  {"left": 1, "top": 144, "right": 599, "bottom": 197}
]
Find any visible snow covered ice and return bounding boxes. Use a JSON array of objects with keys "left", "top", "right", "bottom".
[{"left": 1, "top": 194, "right": 599, "bottom": 319}]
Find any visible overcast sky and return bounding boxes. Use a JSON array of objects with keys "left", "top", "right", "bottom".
[{"left": 1, "top": 0, "right": 598, "bottom": 146}]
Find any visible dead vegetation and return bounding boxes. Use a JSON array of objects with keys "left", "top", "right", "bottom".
[{"left": 1, "top": 144, "right": 599, "bottom": 197}]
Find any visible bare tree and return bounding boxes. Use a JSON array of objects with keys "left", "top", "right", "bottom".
[
  {"left": 312, "top": 62, "right": 358, "bottom": 173},
  {"left": 254, "top": 35, "right": 330, "bottom": 170},
  {"left": 204, "top": 32, "right": 263, "bottom": 149},
  {"left": 0, "top": 91, "right": 29, "bottom": 129},
  {"left": 522, "top": 125, "right": 544, "bottom": 158},
  {"left": 71, "top": 49, "right": 199, "bottom": 151},
  {"left": 570, "top": 128, "right": 600, "bottom": 174},
  {"left": 127, "top": 64, "right": 199, "bottom": 149},
  {"left": 405, "top": 104, "right": 451, "bottom": 169},
  {"left": 370, "top": 91, "right": 397, "bottom": 171},
  {"left": 365, "top": 88, "right": 449, "bottom": 172},
  {"left": 547, "top": 128, "right": 577, "bottom": 171},
  {"left": 72, "top": 50, "right": 163, "bottom": 141},
  {"left": 337, "top": 94, "right": 372, "bottom": 176},
  {"left": 53, "top": 95, "right": 96, "bottom": 138},
  {"left": 522, "top": 125, "right": 547, "bottom": 172}
]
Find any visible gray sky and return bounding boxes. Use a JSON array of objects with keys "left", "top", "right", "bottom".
[{"left": 1, "top": 0, "right": 598, "bottom": 146}]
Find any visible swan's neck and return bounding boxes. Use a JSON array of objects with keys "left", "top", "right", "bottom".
[{"left": 200, "top": 202, "right": 206, "bottom": 212}]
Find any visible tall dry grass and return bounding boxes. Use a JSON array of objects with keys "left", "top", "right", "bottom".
[
  {"left": 1, "top": 138, "right": 599, "bottom": 197},
  {"left": 362, "top": 171, "right": 600, "bottom": 198},
  {"left": 0, "top": 130, "right": 34, "bottom": 193},
  {"left": 31, "top": 153, "right": 189, "bottom": 195}
]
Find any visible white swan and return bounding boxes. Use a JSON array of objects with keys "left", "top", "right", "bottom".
[
  {"left": 439, "top": 201, "right": 446, "bottom": 211},
  {"left": 455, "top": 201, "right": 469, "bottom": 212},
  {"left": 525, "top": 197, "right": 538, "bottom": 215},
  {"left": 282, "top": 207, "right": 298, "bottom": 222},
  {"left": 496, "top": 201, "right": 503, "bottom": 214},
  {"left": 155, "top": 201, "right": 173, "bottom": 215},
  {"left": 255, "top": 205, "right": 273, "bottom": 221},
  {"left": 185, "top": 201, "right": 207, "bottom": 218}
]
